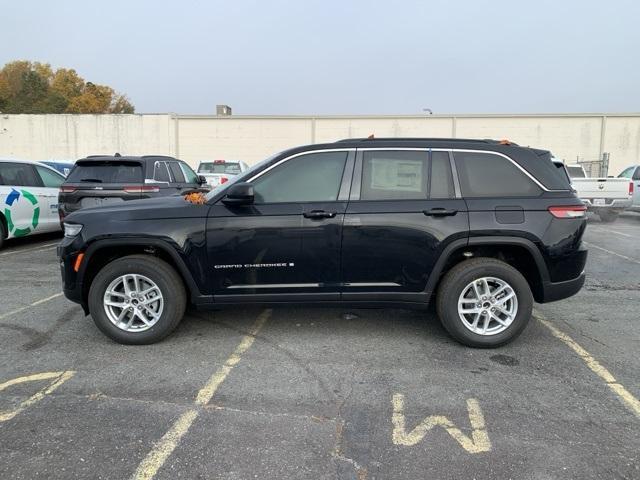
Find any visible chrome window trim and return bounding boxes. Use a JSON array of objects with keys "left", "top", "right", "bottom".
[
  {"left": 247, "top": 148, "right": 356, "bottom": 183},
  {"left": 246, "top": 146, "right": 564, "bottom": 194}
]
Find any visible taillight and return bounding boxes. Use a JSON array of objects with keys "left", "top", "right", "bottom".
[
  {"left": 630, "top": 182, "right": 634, "bottom": 196},
  {"left": 220, "top": 177, "right": 229, "bottom": 184},
  {"left": 60, "top": 186, "right": 76, "bottom": 193},
  {"left": 548, "top": 205, "right": 587, "bottom": 219},
  {"left": 123, "top": 185, "right": 160, "bottom": 193}
]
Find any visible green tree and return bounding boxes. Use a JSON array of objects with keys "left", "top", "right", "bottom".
[{"left": 0, "top": 60, "right": 135, "bottom": 114}]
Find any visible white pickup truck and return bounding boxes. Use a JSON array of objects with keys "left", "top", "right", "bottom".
[{"left": 561, "top": 163, "right": 633, "bottom": 222}]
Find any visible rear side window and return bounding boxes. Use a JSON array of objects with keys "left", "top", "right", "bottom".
[
  {"left": 430, "top": 152, "right": 455, "bottom": 199},
  {"left": 67, "top": 162, "right": 143, "bottom": 184},
  {"left": 168, "top": 162, "right": 185, "bottom": 183},
  {"left": 361, "top": 151, "right": 427, "bottom": 200},
  {"left": 36, "top": 166, "right": 65, "bottom": 188},
  {"left": 153, "top": 162, "right": 171, "bottom": 182},
  {"left": 454, "top": 152, "right": 541, "bottom": 197},
  {"left": 0, "top": 163, "right": 42, "bottom": 187},
  {"left": 252, "top": 151, "right": 348, "bottom": 203}
]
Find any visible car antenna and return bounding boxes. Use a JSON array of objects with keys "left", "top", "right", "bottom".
[{"left": 114, "top": 152, "right": 121, "bottom": 157}]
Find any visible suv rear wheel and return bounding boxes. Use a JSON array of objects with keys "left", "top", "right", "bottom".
[
  {"left": 436, "top": 258, "right": 533, "bottom": 348},
  {"left": 88, "top": 255, "right": 186, "bottom": 344}
]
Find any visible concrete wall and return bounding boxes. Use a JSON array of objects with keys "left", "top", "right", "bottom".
[{"left": 1, "top": 113, "right": 639, "bottom": 175}]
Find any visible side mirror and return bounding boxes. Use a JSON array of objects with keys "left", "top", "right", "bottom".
[
  {"left": 197, "top": 175, "right": 207, "bottom": 185},
  {"left": 222, "top": 182, "right": 254, "bottom": 206}
]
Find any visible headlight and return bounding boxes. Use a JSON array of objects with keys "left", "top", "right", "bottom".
[{"left": 64, "top": 223, "right": 83, "bottom": 238}]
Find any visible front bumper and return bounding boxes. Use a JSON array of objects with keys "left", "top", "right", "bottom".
[
  {"left": 57, "top": 236, "right": 88, "bottom": 313},
  {"left": 540, "top": 271, "right": 586, "bottom": 303}
]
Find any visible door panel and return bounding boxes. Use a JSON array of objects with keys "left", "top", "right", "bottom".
[
  {"left": 207, "top": 202, "right": 346, "bottom": 298},
  {"left": 341, "top": 149, "right": 469, "bottom": 300},
  {"left": 205, "top": 150, "right": 354, "bottom": 302},
  {"left": 341, "top": 199, "right": 469, "bottom": 298}
]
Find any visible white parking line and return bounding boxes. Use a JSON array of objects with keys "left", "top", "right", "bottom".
[
  {"left": 131, "top": 309, "right": 271, "bottom": 480},
  {"left": 589, "top": 227, "right": 634, "bottom": 238},
  {"left": 583, "top": 241, "right": 640, "bottom": 265},
  {"left": 535, "top": 312, "right": 640, "bottom": 419},
  {"left": 0, "top": 293, "right": 63, "bottom": 321},
  {"left": 0, "top": 242, "right": 59, "bottom": 257}
]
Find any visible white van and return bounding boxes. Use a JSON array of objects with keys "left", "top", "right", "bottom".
[{"left": 0, "top": 159, "right": 66, "bottom": 249}]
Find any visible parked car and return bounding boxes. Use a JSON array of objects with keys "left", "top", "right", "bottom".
[
  {"left": 58, "top": 138, "right": 587, "bottom": 347},
  {"left": 563, "top": 163, "right": 632, "bottom": 222},
  {"left": 0, "top": 159, "right": 66, "bottom": 248},
  {"left": 618, "top": 165, "right": 640, "bottom": 212},
  {"left": 58, "top": 155, "right": 206, "bottom": 221},
  {"left": 197, "top": 160, "right": 249, "bottom": 188},
  {"left": 39, "top": 160, "right": 75, "bottom": 177}
]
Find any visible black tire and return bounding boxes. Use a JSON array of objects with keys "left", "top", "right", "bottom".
[
  {"left": 598, "top": 210, "right": 619, "bottom": 223},
  {"left": 436, "top": 258, "right": 533, "bottom": 348},
  {"left": 88, "top": 255, "right": 186, "bottom": 344}
]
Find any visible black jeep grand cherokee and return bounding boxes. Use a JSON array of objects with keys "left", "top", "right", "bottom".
[{"left": 58, "top": 138, "right": 587, "bottom": 347}]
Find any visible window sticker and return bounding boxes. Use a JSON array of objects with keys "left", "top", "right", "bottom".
[{"left": 370, "top": 159, "right": 422, "bottom": 191}]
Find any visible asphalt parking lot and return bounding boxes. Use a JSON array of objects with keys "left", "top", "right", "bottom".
[{"left": 0, "top": 215, "right": 638, "bottom": 480}]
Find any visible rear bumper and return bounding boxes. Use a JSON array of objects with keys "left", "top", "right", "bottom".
[
  {"left": 540, "top": 271, "right": 586, "bottom": 303},
  {"left": 581, "top": 198, "right": 632, "bottom": 210}
]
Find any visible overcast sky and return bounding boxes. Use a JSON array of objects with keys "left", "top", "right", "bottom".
[{"left": 2, "top": 0, "right": 639, "bottom": 115}]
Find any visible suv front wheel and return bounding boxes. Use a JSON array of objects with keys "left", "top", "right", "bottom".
[
  {"left": 88, "top": 255, "right": 186, "bottom": 344},
  {"left": 436, "top": 258, "right": 533, "bottom": 348}
]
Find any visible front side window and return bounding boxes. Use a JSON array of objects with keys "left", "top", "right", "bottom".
[
  {"left": 180, "top": 163, "right": 199, "bottom": 184},
  {"left": 35, "top": 166, "right": 65, "bottom": 188},
  {"left": 454, "top": 152, "right": 541, "bottom": 197},
  {"left": 252, "top": 151, "right": 348, "bottom": 203},
  {"left": 0, "top": 163, "right": 42, "bottom": 187}
]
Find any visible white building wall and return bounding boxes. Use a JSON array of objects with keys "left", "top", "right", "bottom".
[{"left": 0, "top": 113, "right": 638, "bottom": 175}]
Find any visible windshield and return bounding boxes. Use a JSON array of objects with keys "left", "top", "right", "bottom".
[
  {"left": 67, "top": 162, "right": 143, "bottom": 183},
  {"left": 198, "top": 162, "right": 241, "bottom": 175},
  {"left": 205, "top": 153, "right": 278, "bottom": 200}
]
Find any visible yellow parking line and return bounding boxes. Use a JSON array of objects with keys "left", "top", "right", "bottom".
[
  {"left": 0, "top": 293, "right": 63, "bottom": 321},
  {"left": 131, "top": 309, "right": 271, "bottom": 480},
  {"left": 583, "top": 241, "right": 640, "bottom": 265},
  {"left": 536, "top": 313, "right": 640, "bottom": 419},
  {"left": 0, "top": 242, "right": 59, "bottom": 257}
]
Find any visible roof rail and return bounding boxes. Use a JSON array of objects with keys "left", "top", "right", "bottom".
[{"left": 334, "top": 137, "right": 513, "bottom": 144}]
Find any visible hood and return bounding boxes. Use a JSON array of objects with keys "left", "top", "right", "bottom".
[{"left": 65, "top": 194, "right": 209, "bottom": 224}]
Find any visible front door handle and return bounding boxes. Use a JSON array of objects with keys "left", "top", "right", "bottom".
[
  {"left": 423, "top": 208, "right": 458, "bottom": 217},
  {"left": 303, "top": 210, "right": 337, "bottom": 219}
]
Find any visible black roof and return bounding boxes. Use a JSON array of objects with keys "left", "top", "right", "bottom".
[{"left": 79, "top": 155, "right": 178, "bottom": 163}]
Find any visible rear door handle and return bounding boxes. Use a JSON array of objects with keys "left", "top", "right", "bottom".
[
  {"left": 303, "top": 210, "right": 337, "bottom": 219},
  {"left": 423, "top": 208, "right": 458, "bottom": 217}
]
